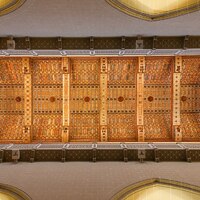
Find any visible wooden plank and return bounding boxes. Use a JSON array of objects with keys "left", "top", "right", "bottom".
[
  {"left": 100, "top": 58, "right": 108, "bottom": 142},
  {"left": 23, "top": 58, "right": 32, "bottom": 143},
  {"left": 137, "top": 57, "right": 145, "bottom": 142},
  {"left": 173, "top": 56, "right": 182, "bottom": 142},
  {"left": 62, "top": 57, "right": 70, "bottom": 142}
]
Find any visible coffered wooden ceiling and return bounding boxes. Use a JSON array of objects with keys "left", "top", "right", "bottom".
[
  {"left": 0, "top": 0, "right": 200, "bottom": 37},
  {"left": 0, "top": 56, "right": 199, "bottom": 143}
]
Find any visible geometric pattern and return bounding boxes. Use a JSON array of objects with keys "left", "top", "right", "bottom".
[
  {"left": 32, "top": 58, "right": 62, "bottom": 142},
  {"left": 70, "top": 58, "right": 100, "bottom": 141},
  {"left": 107, "top": 114, "right": 137, "bottom": 141},
  {"left": 32, "top": 115, "right": 62, "bottom": 142},
  {"left": 155, "top": 150, "right": 186, "bottom": 161},
  {"left": 0, "top": 56, "right": 200, "bottom": 143},
  {"left": 70, "top": 114, "right": 99, "bottom": 141},
  {"left": 1, "top": 143, "right": 200, "bottom": 162},
  {"left": 0, "top": 58, "right": 24, "bottom": 142},
  {"left": 181, "top": 113, "right": 200, "bottom": 141},
  {"left": 144, "top": 114, "right": 171, "bottom": 141},
  {"left": 0, "top": 115, "right": 24, "bottom": 141},
  {"left": 181, "top": 57, "right": 200, "bottom": 141},
  {"left": 144, "top": 57, "right": 173, "bottom": 141},
  {"left": 107, "top": 57, "right": 137, "bottom": 141}
]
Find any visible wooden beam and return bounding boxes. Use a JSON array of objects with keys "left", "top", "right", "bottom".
[
  {"left": 173, "top": 56, "right": 182, "bottom": 142},
  {"left": 62, "top": 57, "right": 70, "bottom": 143},
  {"left": 23, "top": 58, "right": 32, "bottom": 143},
  {"left": 137, "top": 57, "right": 145, "bottom": 142},
  {"left": 100, "top": 58, "right": 108, "bottom": 142},
  {"left": 1, "top": 36, "right": 200, "bottom": 50}
]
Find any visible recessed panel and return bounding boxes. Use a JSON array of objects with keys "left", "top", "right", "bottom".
[
  {"left": 32, "top": 58, "right": 62, "bottom": 142},
  {"left": 144, "top": 57, "right": 173, "bottom": 141},
  {"left": 0, "top": 58, "right": 24, "bottom": 142},
  {"left": 70, "top": 58, "right": 100, "bottom": 141},
  {"left": 181, "top": 57, "right": 200, "bottom": 141},
  {"left": 107, "top": 58, "right": 137, "bottom": 141}
]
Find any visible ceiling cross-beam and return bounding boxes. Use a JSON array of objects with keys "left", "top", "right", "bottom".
[
  {"left": 22, "top": 58, "right": 32, "bottom": 143},
  {"left": 137, "top": 57, "right": 145, "bottom": 142},
  {"left": 62, "top": 57, "right": 70, "bottom": 143},
  {"left": 0, "top": 36, "right": 200, "bottom": 50},
  {"left": 173, "top": 56, "right": 182, "bottom": 142},
  {"left": 100, "top": 58, "right": 108, "bottom": 142}
]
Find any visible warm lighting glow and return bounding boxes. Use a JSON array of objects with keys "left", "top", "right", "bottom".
[
  {"left": 0, "top": 192, "right": 16, "bottom": 200},
  {"left": 0, "top": 0, "right": 13, "bottom": 9},
  {"left": 107, "top": 0, "right": 200, "bottom": 20},
  {"left": 120, "top": 0, "right": 199, "bottom": 15},
  {"left": 112, "top": 180, "right": 200, "bottom": 200},
  {"left": 123, "top": 184, "right": 200, "bottom": 200},
  {"left": 0, "top": 0, "right": 26, "bottom": 16}
]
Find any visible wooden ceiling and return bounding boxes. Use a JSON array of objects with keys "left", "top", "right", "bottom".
[{"left": 0, "top": 56, "right": 199, "bottom": 143}]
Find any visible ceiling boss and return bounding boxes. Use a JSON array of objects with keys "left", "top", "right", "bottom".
[
  {"left": 0, "top": 0, "right": 26, "bottom": 16},
  {"left": 106, "top": 0, "right": 200, "bottom": 21}
]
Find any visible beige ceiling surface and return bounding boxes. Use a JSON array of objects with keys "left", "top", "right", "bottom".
[{"left": 0, "top": 0, "right": 200, "bottom": 37}]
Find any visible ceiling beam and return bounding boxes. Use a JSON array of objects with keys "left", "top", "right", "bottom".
[{"left": 1, "top": 36, "right": 200, "bottom": 50}]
